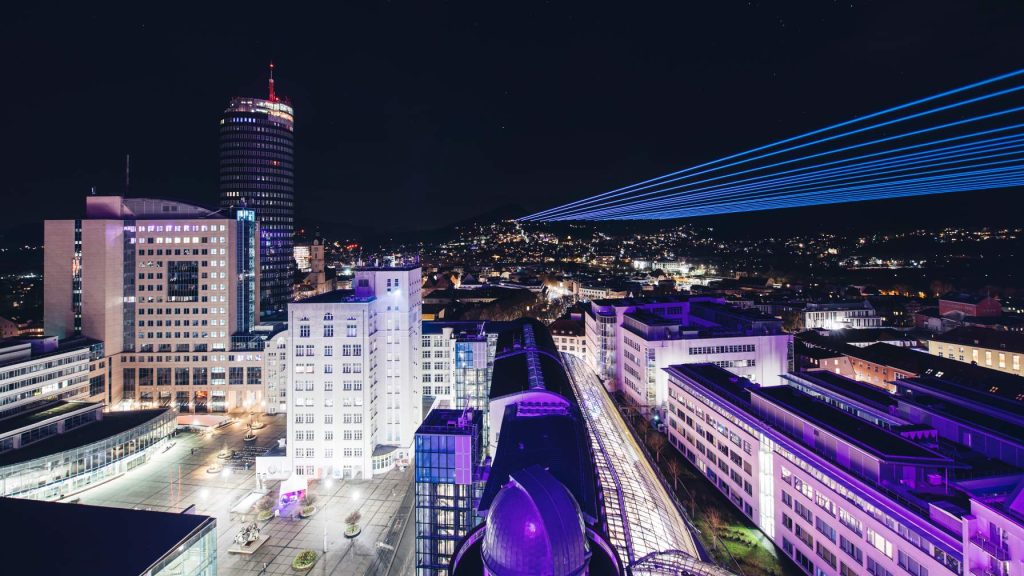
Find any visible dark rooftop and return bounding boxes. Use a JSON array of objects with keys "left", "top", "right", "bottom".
[
  {"left": 478, "top": 403, "right": 598, "bottom": 523},
  {"left": 0, "top": 401, "right": 101, "bottom": 437},
  {"left": 417, "top": 408, "right": 481, "bottom": 435},
  {"left": 0, "top": 409, "right": 171, "bottom": 466},
  {"left": 0, "top": 497, "right": 214, "bottom": 576},
  {"left": 665, "top": 363, "right": 755, "bottom": 410},
  {"left": 792, "top": 370, "right": 898, "bottom": 411},
  {"left": 591, "top": 294, "right": 696, "bottom": 307},
  {"left": 835, "top": 342, "right": 1024, "bottom": 396},
  {"left": 931, "top": 326, "right": 1024, "bottom": 355},
  {"left": 290, "top": 289, "right": 372, "bottom": 305},
  {"left": 940, "top": 292, "right": 998, "bottom": 305},
  {"left": 752, "top": 386, "right": 951, "bottom": 462}
]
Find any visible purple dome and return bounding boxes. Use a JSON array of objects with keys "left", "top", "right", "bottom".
[{"left": 482, "top": 465, "right": 591, "bottom": 576}]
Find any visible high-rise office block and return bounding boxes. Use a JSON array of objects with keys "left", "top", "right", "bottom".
[
  {"left": 44, "top": 195, "right": 263, "bottom": 412},
  {"left": 220, "top": 64, "right": 295, "bottom": 318},
  {"left": 284, "top": 257, "right": 422, "bottom": 479}
]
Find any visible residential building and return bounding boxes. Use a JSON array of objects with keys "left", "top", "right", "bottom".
[
  {"left": 44, "top": 195, "right": 265, "bottom": 413},
  {"left": 549, "top": 316, "right": 586, "bottom": 359},
  {"left": 219, "top": 64, "right": 295, "bottom": 318},
  {"left": 802, "top": 300, "right": 884, "bottom": 330},
  {"left": 284, "top": 258, "right": 422, "bottom": 480},
  {"left": 939, "top": 293, "right": 1002, "bottom": 318},
  {"left": 928, "top": 326, "right": 1024, "bottom": 376},
  {"left": 800, "top": 338, "right": 1024, "bottom": 393}
]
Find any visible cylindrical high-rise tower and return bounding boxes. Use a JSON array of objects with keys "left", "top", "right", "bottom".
[{"left": 219, "top": 63, "right": 295, "bottom": 318}]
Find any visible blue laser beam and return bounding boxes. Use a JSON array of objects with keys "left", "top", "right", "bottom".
[
  {"left": 523, "top": 69, "right": 1024, "bottom": 220},
  {"left": 587, "top": 168, "right": 1024, "bottom": 220},
  {"left": 552, "top": 134, "right": 1024, "bottom": 219},
  {"left": 530, "top": 104, "right": 1024, "bottom": 220},
  {"left": 570, "top": 140, "right": 1024, "bottom": 219}
]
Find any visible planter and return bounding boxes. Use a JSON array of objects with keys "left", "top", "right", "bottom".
[
  {"left": 292, "top": 551, "right": 318, "bottom": 572},
  {"left": 344, "top": 525, "right": 361, "bottom": 538},
  {"left": 243, "top": 434, "right": 257, "bottom": 443},
  {"left": 299, "top": 505, "right": 317, "bottom": 518},
  {"left": 256, "top": 510, "right": 274, "bottom": 522},
  {"left": 206, "top": 465, "right": 223, "bottom": 474}
]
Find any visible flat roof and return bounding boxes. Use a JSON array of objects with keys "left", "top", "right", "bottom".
[
  {"left": 0, "top": 336, "right": 101, "bottom": 369},
  {"left": 666, "top": 363, "right": 754, "bottom": 410},
  {"left": 0, "top": 401, "right": 101, "bottom": 437},
  {"left": 791, "top": 370, "right": 898, "bottom": 410},
  {"left": 931, "top": 326, "right": 1024, "bottom": 354},
  {"left": 290, "top": 289, "right": 376, "bottom": 305},
  {"left": 752, "top": 386, "right": 951, "bottom": 462},
  {"left": 0, "top": 409, "right": 170, "bottom": 466},
  {"left": 0, "top": 497, "right": 213, "bottom": 576}
]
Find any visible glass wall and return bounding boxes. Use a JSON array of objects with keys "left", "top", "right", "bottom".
[
  {"left": 0, "top": 409, "right": 174, "bottom": 500},
  {"left": 151, "top": 519, "right": 217, "bottom": 576}
]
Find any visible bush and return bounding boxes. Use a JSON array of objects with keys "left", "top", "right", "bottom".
[
  {"left": 301, "top": 494, "right": 317, "bottom": 507},
  {"left": 292, "top": 550, "right": 317, "bottom": 570}
]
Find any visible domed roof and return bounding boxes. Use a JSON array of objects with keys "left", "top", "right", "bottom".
[{"left": 482, "top": 465, "right": 591, "bottom": 576}]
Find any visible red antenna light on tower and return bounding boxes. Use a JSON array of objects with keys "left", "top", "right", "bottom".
[{"left": 268, "top": 61, "right": 277, "bottom": 102}]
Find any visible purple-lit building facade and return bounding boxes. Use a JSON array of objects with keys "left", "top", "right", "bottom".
[{"left": 665, "top": 364, "right": 1024, "bottom": 576}]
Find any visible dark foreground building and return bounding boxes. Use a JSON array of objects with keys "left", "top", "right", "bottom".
[{"left": 0, "top": 497, "right": 216, "bottom": 575}]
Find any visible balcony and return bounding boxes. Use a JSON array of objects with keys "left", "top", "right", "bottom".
[
  {"left": 970, "top": 568, "right": 1003, "bottom": 576},
  {"left": 970, "top": 535, "right": 1011, "bottom": 561}
]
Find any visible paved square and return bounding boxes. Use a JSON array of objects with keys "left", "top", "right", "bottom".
[{"left": 75, "top": 415, "right": 412, "bottom": 575}]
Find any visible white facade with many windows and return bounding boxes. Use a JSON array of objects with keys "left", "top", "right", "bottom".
[{"left": 285, "top": 261, "right": 421, "bottom": 480}]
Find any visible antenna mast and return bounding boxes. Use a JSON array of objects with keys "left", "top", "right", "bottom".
[
  {"left": 125, "top": 154, "right": 131, "bottom": 194},
  {"left": 268, "top": 62, "right": 277, "bottom": 102}
]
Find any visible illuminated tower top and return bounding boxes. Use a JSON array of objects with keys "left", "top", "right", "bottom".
[{"left": 219, "top": 64, "right": 295, "bottom": 318}]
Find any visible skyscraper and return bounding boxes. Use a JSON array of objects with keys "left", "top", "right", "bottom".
[{"left": 219, "top": 63, "right": 295, "bottom": 319}]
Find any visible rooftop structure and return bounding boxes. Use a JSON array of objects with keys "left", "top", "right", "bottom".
[{"left": 0, "top": 497, "right": 215, "bottom": 576}]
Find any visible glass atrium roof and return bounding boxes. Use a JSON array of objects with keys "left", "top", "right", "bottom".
[{"left": 562, "top": 354, "right": 737, "bottom": 576}]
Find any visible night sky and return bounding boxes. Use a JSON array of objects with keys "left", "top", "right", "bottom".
[{"left": 6, "top": 2, "right": 1024, "bottom": 233}]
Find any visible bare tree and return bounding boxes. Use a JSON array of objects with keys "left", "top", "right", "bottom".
[
  {"left": 635, "top": 417, "right": 649, "bottom": 443},
  {"left": 647, "top": 433, "right": 666, "bottom": 463},
  {"left": 667, "top": 458, "right": 683, "bottom": 491},
  {"left": 704, "top": 506, "right": 725, "bottom": 551}
]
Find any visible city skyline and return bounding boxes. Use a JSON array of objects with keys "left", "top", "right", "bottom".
[{"left": 5, "top": 5, "right": 1024, "bottom": 576}]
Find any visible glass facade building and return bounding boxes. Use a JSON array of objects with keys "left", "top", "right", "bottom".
[
  {"left": 415, "top": 408, "right": 483, "bottom": 575},
  {"left": 151, "top": 519, "right": 218, "bottom": 576},
  {"left": 0, "top": 407, "right": 174, "bottom": 500},
  {"left": 219, "top": 83, "right": 295, "bottom": 319}
]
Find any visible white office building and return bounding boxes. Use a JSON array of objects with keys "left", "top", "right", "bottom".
[{"left": 285, "top": 259, "right": 422, "bottom": 480}]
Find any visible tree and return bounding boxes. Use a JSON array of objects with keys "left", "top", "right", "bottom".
[
  {"left": 345, "top": 511, "right": 362, "bottom": 528},
  {"left": 704, "top": 507, "right": 725, "bottom": 551},
  {"left": 667, "top": 458, "right": 683, "bottom": 492},
  {"left": 635, "top": 417, "right": 649, "bottom": 443},
  {"left": 647, "top": 433, "right": 666, "bottom": 462}
]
